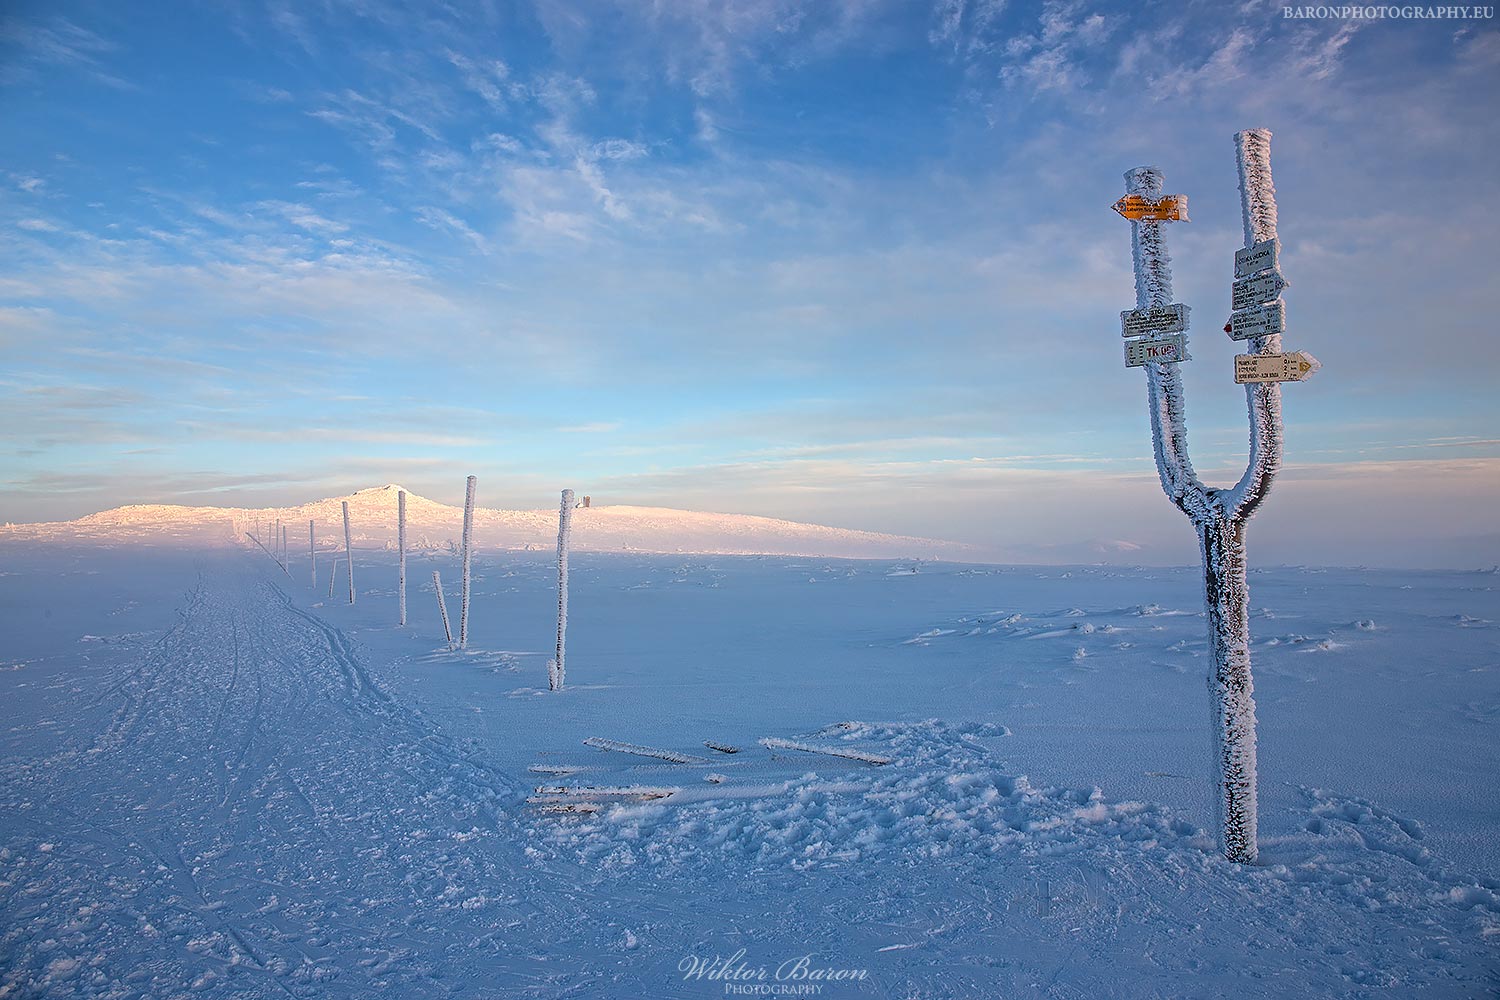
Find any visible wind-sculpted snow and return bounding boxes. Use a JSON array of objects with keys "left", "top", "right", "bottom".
[
  {"left": 532, "top": 721, "right": 1206, "bottom": 871},
  {"left": 525, "top": 719, "right": 1498, "bottom": 996}
]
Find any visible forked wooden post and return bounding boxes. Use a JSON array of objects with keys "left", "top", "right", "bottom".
[{"left": 1113, "top": 130, "right": 1315, "bottom": 864}]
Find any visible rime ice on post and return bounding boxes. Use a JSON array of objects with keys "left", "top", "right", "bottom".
[
  {"left": 342, "top": 501, "right": 356, "bottom": 605},
  {"left": 398, "top": 490, "right": 407, "bottom": 627},
  {"left": 245, "top": 530, "right": 282, "bottom": 570},
  {"left": 552, "top": 489, "right": 574, "bottom": 692},
  {"left": 1112, "top": 130, "right": 1311, "bottom": 864},
  {"left": 459, "top": 475, "right": 476, "bottom": 649},
  {"left": 308, "top": 520, "right": 316, "bottom": 590},
  {"left": 433, "top": 570, "right": 454, "bottom": 650}
]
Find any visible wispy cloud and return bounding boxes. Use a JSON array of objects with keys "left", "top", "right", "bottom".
[
  {"left": 446, "top": 50, "right": 514, "bottom": 111},
  {"left": 0, "top": 16, "right": 135, "bottom": 89},
  {"left": 413, "top": 206, "right": 489, "bottom": 253},
  {"left": 181, "top": 424, "right": 492, "bottom": 448}
]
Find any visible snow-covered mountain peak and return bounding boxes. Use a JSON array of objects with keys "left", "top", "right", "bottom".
[{"left": 6, "top": 486, "right": 980, "bottom": 561}]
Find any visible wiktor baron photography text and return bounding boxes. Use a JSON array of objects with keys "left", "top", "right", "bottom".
[{"left": 679, "top": 951, "right": 869, "bottom": 996}]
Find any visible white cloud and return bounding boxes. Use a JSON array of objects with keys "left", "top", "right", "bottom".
[
  {"left": 256, "top": 201, "right": 350, "bottom": 236},
  {"left": 268, "top": 1, "right": 318, "bottom": 55},
  {"left": 446, "top": 50, "right": 513, "bottom": 111},
  {"left": 1292, "top": 20, "right": 1364, "bottom": 81},
  {"left": 0, "top": 16, "right": 134, "bottom": 89},
  {"left": 592, "top": 139, "right": 648, "bottom": 161},
  {"left": 1152, "top": 27, "right": 1258, "bottom": 98},
  {"left": 413, "top": 206, "right": 489, "bottom": 253}
]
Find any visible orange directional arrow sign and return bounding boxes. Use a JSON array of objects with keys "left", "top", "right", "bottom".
[
  {"left": 1112, "top": 194, "right": 1189, "bottom": 222},
  {"left": 1234, "top": 351, "right": 1319, "bottom": 384}
]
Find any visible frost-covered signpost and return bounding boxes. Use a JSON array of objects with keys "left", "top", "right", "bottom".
[
  {"left": 549, "top": 489, "right": 576, "bottom": 692},
  {"left": 1113, "top": 129, "right": 1318, "bottom": 864}
]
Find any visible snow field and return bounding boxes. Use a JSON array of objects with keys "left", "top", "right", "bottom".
[{"left": 0, "top": 541, "right": 1496, "bottom": 997}]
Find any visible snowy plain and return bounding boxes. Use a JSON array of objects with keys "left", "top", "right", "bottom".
[{"left": 1, "top": 507, "right": 1497, "bottom": 998}]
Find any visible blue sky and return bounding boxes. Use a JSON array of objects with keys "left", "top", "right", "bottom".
[{"left": 2, "top": 0, "right": 1497, "bottom": 566}]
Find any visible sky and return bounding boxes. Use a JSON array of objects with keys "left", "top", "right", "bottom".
[{"left": 1, "top": 0, "right": 1497, "bottom": 567}]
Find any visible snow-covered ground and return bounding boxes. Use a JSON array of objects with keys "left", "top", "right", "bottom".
[{"left": 2, "top": 532, "right": 1497, "bottom": 998}]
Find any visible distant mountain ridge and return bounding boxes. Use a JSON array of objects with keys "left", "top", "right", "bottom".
[{"left": 8, "top": 484, "right": 979, "bottom": 561}]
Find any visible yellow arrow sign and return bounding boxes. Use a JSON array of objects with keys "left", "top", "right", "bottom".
[
  {"left": 1233, "top": 351, "right": 1320, "bottom": 384},
  {"left": 1112, "top": 194, "right": 1189, "bottom": 222}
]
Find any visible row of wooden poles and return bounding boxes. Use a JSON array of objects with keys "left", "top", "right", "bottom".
[{"left": 242, "top": 478, "right": 578, "bottom": 691}]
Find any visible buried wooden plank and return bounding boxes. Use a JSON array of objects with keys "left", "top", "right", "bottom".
[
  {"left": 758, "top": 737, "right": 893, "bottom": 766},
  {"left": 582, "top": 737, "right": 708, "bottom": 764}
]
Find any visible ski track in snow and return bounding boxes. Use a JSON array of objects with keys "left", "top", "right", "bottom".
[
  {"left": 0, "top": 563, "right": 587, "bottom": 998},
  {"left": 1, "top": 548, "right": 1498, "bottom": 998}
]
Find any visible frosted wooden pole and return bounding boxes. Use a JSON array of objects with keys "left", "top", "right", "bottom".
[
  {"left": 398, "top": 490, "right": 407, "bottom": 627},
  {"left": 280, "top": 523, "right": 287, "bottom": 570},
  {"left": 245, "top": 531, "right": 286, "bottom": 577},
  {"left": 550, "top": 489, "right": 574, "bottom": 692},
  {"left": 1112, "top": 129, "right": 1300, "bottom": 864},
  {"left": 433, "top": 570, "right": 454, "bottom": 650},
  {"left": 308, "top": 520, "right": 316, "bottom": 589},
  {"left": 459, "top": 475, "right": 476, "bottom": 649},
  {"left": 328, "top": 558, "right": 338, "bottom": 600},
  {"left": 342, "top": 500, "right": 356, "bottom": 605}
]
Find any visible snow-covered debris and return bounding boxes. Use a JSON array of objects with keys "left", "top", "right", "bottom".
[
  {"left": 582, "top": 738, "right": 708, "bottom": 764},
  {"left": 759, "top": 737, "right": 894, "bottom": 765}
]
